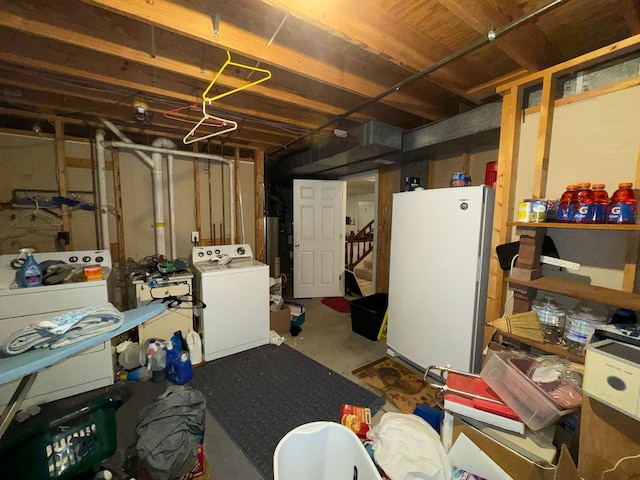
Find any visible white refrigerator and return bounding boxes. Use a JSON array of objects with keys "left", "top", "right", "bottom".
[{"left": 387, "top": 186, "right": 495, "bottom": 373}]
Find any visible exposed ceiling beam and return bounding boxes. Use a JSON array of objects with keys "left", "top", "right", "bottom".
[
  {"left": 439, "top": 0, "right": 563, "bottom": 71},
  {"left": 0, "top": 97, "right": 280, "bottom": 148},
  {"left": 258, "top": 0, "right": 485, "bottom": 104},
  {"left": 80, "top": 0, "right": 448, "bottom": 120},
  {"left": 620, "top": 0, "right": 640, "bottom": 34},
  {"left": 0, "top": 70, "right": 296, "bottom": 142},
  {"left": 0, "top": 47, "right": 322, "bottom": 132},
  {"left": 0, "top": 106, "right": 270, "bottom": 151},
  {"left": 0, "top": 7, "right": 373, "bottom": 125}
]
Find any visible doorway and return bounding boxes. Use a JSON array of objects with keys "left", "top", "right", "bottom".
[{"left": 344, "top": 171, "right": 378, "bottom": 296}]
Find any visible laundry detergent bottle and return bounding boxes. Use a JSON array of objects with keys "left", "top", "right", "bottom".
[{"left": 15, "top": 249, "right": 42, "bottom": 287}]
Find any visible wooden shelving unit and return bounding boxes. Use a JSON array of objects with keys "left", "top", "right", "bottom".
[
  {"left": 506, "top": 221, "right": 640, "bottom": 231},
  {"left": 506, "top": 276, "right": 640, "bottom": 311},
  {"left": 495, "top": 331, "right": 585, "bottom": 365}
]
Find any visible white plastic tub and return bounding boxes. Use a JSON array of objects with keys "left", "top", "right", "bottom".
[{"left": 273, "top": 421, "right": 382, "bottom": 480}]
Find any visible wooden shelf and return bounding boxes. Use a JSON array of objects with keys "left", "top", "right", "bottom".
[
  {"left": 507, "top": 275, "right": 640, "bottom": 311},
  {"left": 506, "top": 221, "right": 640, "bottom": 231},
  {"left": 494, "top": 330, "right": 585, "bottom": 364}
]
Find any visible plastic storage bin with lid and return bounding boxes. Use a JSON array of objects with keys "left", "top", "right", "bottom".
[
  {"left": 531, "top": 296, "right": 566, "bottom": 345},
  {"left": 480, "top": 351, "right": 582, "bottom": 430}
]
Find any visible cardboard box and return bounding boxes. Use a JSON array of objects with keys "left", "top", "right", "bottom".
[
  {"left": 270, "top": 276, "right": 282, "bottom": 296},
  {"left": 340, "top": 404, "right": 372, "bottom": 438},
  {"left": 578, "top": 395, "right": 640, "bottom": 479},
  {"left": 444, "top": 415, "right": 581, "bottom": 480},
  {"left": 270, "top": 294, "right": 284, "bottom": 312},
  {"left": 269, "top": 306, "right": 291, "bottom": 334}
]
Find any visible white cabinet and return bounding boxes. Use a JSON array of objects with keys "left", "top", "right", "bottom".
[{"left": 130, "top": 274, "right": 194, "bottom": 343}]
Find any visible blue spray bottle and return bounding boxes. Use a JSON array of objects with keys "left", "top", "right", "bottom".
[{"left": 15, "top": 248, "right": 42, "bottom": 287}]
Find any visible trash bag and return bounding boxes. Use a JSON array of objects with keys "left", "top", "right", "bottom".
[{"left": 136, "top": 384, "right": 206, "bottom": 480}]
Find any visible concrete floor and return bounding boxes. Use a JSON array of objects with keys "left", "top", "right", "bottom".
[{"left": 9, "top": 296, "right": 402, "bottom": 479}]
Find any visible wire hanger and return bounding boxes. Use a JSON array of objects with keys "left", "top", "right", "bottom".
[
  {"left": 201, "top": 50, "right": 272, "bottom": 103},
  {"left": 10, "top": 198, "right": 63, "bottom": 228},
  {"left": 183, "top": 102, "right": 238, "bottom": 144},
  {"left": 180, "top": 50, "right": 269, "bottom": 144},
  {"left": 163, "top": 102, "right": 225, "bottom": 128}
]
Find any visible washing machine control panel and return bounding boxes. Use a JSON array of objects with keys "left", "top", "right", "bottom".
[
  {"left": 191, "top": 244, "right": 254, "bottom": 263},
  {"left": 18, "top": 250, "right": 112, "bottom": 268}
]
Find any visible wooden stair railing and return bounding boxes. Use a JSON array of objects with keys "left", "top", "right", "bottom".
[{"left": 345, "top": 220, "right": 374, "bottom": 270}]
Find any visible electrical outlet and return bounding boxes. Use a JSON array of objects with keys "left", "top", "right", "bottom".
[{"left": 191, "top": 231, "right": 199, "bottom": 244}]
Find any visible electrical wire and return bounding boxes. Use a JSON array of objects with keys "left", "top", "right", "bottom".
[
  {"left": 601, "top": 451, "right": 640, "bottom": 478},
  {"left": 501, "top": 254, "right": 519, "bottom": 318}
]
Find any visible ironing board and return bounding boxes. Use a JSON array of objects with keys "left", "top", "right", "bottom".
[{"left": 0, "top": 303, "right": 166, "bottom": 438}]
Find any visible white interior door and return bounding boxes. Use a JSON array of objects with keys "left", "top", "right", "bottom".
[{"left": 293, "top": 179, "right": 345, "bottom": 298}]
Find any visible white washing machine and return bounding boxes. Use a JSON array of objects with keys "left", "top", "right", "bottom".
[
  {"left": 192, "top": 244, "right": 269, "bottom": 361},
  {"left": 0, "top": 250, "right": 114, "bottom": 410}
]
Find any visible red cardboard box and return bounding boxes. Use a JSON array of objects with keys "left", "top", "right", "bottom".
[{"left": 340, "top": 404, "right": 372, "bottom": 438}]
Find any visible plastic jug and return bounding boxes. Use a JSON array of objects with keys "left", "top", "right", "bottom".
[
  {"left": 573, "top": 182, "right": 594, "bottom": 223},
  {"left": 166, "top": 343, "right": 193, "bottom": 385},
  {"left": 186, "top": 331, "right": 203, "bottom": 365},
  {"left": 15, "top": 249, "right": 42, "bottom": 287},
  {"left": 592, "top": 183, "right": 609, "bottom": 223},
  {"left": 608, "top": 182, "right": 637, "bottom": 224},
  {"left": 558, "top": 185, "right": 577, "bottom": 222},
  {"left": 151, "top": 348, "right": 167, "bottom": 383}
]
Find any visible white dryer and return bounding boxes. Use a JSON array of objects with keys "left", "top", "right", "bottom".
[
  {"left": 191, "top": 244, "right": 269, "bottom": 361},
  {"left": 0, "top": 249, "right": 114, "bottom": 410}
]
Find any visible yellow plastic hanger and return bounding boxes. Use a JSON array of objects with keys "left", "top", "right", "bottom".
[{"left": 202, "top": 50, "right": 272, "bottom": 103}]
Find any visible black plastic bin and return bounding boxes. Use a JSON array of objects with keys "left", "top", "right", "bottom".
[{"left": 348, "top": 293, "right": 388, "bottom": 341}]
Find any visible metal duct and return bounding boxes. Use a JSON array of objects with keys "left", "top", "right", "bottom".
[{"left": 270, "top": 120, "right": 402, "bottom": 179}]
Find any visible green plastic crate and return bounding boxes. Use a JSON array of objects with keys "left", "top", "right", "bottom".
[{"left": 0, "top": 396, "right": 122, "bottom": 479}]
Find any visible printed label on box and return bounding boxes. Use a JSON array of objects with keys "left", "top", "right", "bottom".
[{"left": 340, "top": 404, "right": 372, "bottom": 438}]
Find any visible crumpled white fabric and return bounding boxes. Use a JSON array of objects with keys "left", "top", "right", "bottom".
[{"left": 367, "top": 412, "right": 451, "bottom": 480}]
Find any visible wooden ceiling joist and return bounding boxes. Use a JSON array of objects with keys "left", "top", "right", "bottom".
[
  {"left": 79, "top": 0, "right": 449, "bottom": 120},
  {"left": 0, "top": 8, "right": 375, "bottom": 126},
  {"left": 440, "top": 0, "right": 563, "bottom": 72},
  {"left": 258, "top": 0, "right": 488, "bottom": 103}
]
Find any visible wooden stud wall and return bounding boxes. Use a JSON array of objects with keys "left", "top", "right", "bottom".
[{"left": 486, "top": 34, "right": 640, "bottom": 323}]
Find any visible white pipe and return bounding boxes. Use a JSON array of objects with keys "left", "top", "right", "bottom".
[
  {"left": 228, "top": 160, "right": 236, "bottom": 244},
  {"left": 148, "top": 138, "right": 176, "bottom": 257},
  {"left": 99, "top": 117, "right": 154, "bottom": 169},
  {"left": 150, "top": 151, "right": 165, "bottom": 256},
  {"left": 167, "top": 153, "right": 177, "bottom": 259},
  {"left": 104, "top": 140, "right": 237, "bottom": 243},
  {"left": 95, "top": 129, "right": 110, "bottom": 250}
]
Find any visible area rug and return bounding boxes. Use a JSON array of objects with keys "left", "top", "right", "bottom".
[
  {"left": 321, "top": 296, "right": 351, "bottom": 313},
  {"left": 190, "top": 344, "right": 384, "bottom": 480},
  {"left": 352, "top": 357, "right": 437, "bottom": 414}
]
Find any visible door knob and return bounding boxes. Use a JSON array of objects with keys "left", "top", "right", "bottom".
[{"left": 294, "top": 243, "right": 299, "bottom": 248}]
